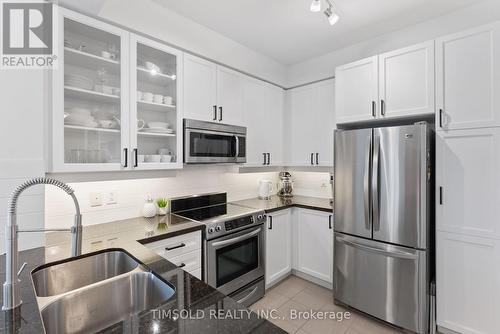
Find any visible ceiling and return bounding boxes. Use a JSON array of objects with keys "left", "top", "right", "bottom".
[{"left": 152, "top": 0, "right": 484, "bottom": 65}]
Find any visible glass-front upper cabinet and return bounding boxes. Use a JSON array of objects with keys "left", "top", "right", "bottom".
[
  {"left": 51, "top": 8, "right": 130, "bottom": 172},
  {"left": 129, "top": 34, "right": 183, "bottom": 170}
]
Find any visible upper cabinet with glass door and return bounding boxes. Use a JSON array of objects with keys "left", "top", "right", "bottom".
[
  {"left": 51, "top": 8, "right": 129, "bottom": 172},
  {"left": 129, "top": 34, "right": 183, "bottom": 170}
]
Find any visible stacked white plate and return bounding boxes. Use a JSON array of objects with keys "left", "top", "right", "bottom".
[
  {"left": 65, "top": 107, "right": 98, "bottom": 127},
  {"left": 65, "top": 74, "right": 93, "bottom": 90}
]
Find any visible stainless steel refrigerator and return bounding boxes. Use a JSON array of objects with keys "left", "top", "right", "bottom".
[{"left": 333, "top": 122, "right": 433, "bottom": 334}]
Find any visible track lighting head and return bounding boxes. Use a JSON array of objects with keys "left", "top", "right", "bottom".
[
  {"left": 324, "top": 5, "right": 340, "bottom": 26},
  {"left": 310, "top": 0, "right": 321, "bottom": 12}
]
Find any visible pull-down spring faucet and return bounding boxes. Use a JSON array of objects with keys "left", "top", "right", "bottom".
[{"left": 2, "top": 178, "right": 82, "bottom": 311}]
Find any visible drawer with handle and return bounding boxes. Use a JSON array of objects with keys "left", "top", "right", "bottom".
[
  {"left": 145, "top": 231, "right": 201, "bottom": 259},
  {"left": 168, "top": 249, "right": 202, "bottom": 274}
]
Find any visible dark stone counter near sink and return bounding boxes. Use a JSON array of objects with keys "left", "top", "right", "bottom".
[{"left": 0, "top": 214, "right": 285, "bottom": 334}]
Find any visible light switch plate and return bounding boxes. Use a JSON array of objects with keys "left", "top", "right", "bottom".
[{"left": 90, "top": 192, "right": 103, "bottom": 207}]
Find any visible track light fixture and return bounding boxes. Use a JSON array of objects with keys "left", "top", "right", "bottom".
[
  {"left": 310, "top": 0, "right": 339, "bottom": 26},
  {"left": 310, "top": 0, "right": 321, "bottom": 12}
]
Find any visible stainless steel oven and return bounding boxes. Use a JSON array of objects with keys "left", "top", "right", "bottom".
[
  {"left": 205, "top": 225, "right": 264, "bottom": 298},
  {"left": 184, "top": 119, "right": 246, "bottom": 164}
]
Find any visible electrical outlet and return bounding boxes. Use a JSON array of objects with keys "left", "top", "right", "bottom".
[
  {"left": 90, "top": 192, "right": 103, "bottom": 207},
  {"left": 105, "top": 192, "right": 117, "bottom": 205}
]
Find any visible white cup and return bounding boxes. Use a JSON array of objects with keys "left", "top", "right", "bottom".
[
  {"left": 101, "top": 51, "right": 112, "bottom": 59},
  {"left": 153, "top": 94, "right": 163, "bottom": 104},
  {"left": 142, "top": 92, "right": 154, "bottom": 102},
  {"left": 163, "top": 96, "right": 173, "bottom": 105},
  {"left": 161, "top": 154, "right": 172, "bottom": 163}
]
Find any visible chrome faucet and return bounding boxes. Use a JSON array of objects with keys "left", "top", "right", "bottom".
[{"left": 2, "top": 178, "right": 82, "bottom": 311}]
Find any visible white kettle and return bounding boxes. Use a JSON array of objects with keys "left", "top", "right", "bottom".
[{"left": 259, "top": 180, "right": 274, "bottom": 200}]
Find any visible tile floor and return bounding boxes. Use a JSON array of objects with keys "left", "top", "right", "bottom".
[{"left": 249, "top": 275, "right": 405, "bottom": 334}]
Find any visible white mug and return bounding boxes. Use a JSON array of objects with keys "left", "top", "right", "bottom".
[
  {"left": 137, "top": 119, "right": 145, "bottom": 130},
  {"left": 163, "top": 96, "right": 173, "bottom": 105}
]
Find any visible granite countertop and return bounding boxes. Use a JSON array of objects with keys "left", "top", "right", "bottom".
[
  {"left": 233, "top": 195, "right": 333, "bottom": 213},
  {"left": 0, "top": 213, "right": 285, "bottom": 334}
]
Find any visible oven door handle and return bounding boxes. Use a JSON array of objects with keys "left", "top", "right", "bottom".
[
  {"left": 211, "top": 227, "right": 262, "bottom": 248},
  {"left": 235, "top": 285, "right": 259, "bottom": 305}
]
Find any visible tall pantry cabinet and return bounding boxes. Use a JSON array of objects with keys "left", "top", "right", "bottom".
[{"left": 435, "top": 21, "right": 500, "bottom": 334}]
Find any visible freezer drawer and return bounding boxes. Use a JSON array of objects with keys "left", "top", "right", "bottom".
[{"left": 334, "top": 233, "right": 428, "bottom": 334}]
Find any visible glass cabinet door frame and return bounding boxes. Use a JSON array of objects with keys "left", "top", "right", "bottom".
[
  {"left": 51, "top": 7, "right": 130, "bottom": 172},
  {"left": 129, "top": 33, "right": 183, "bottom": 170}
]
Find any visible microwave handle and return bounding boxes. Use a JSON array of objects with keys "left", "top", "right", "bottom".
[{"left": 234, "top": 135, "right": 239, "bottom": 158}]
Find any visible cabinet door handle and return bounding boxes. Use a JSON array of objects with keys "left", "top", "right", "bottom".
[
  {"left": 263, "top": 153, "right": 267, "bottom": 165},
  {"left": 439, "top": 109, "right": 444, "bottom": 128},
  {"left": 268, "top": 216, "right": 273, "bottom": 230},
  {"left": 123, "top": 148, "right": 128, "bottom": 168},
  {"left": 267, "top": 153, "right": 271, "bottom": 165},
  {"left": 381, "top": 99, "right": 386, "bottom": 116},
  {"left": 310, "top": 153, "right": 314, "bottom": 165},
  {"left": 165, "top": 243, "right": 186, "bottom": 251},
  {"left": 372, "top": 101, "right": 376, "bottom": 117},
  {"left": 439, "top": 186, "right": 443, "bottom": 205},
  {"left": 133, "top": 148, "right": 138, "bottom": 167},
  {"left": 178, "top": 263, "right": 186, "bottom": 268},
  {"left": 329, "top": 215, "right": 333, "bottom": 229},
  {"left": 219, "top": 106, "right": 223, "bottom": 121},
  {"left": 213, "top": 105, "right": 217, "bottom": 121},
  {"left": 316, "top": 153, "right": 319, "bottom": 165}
]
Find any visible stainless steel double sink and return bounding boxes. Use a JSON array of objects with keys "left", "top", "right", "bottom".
[{"left": 31, "top": 249, "right": 175, "bottom": 334}]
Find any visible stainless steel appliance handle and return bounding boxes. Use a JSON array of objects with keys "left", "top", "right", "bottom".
[
  {"left": 236, "top": 285, "right": 259, "bottom": 304},
  {"left": 211, "top": 227, "right": 262, "bottom": 248},
  {"left": 335, "top": 235, "right": 418, "bottom": 260},
  {"left": 372, "top": 135, "right": 380, "bottom": 231},
  {"left": 234, "top": 135, "right": 239, "bottom": 158},
  {"left": 363, "top": 135, "right": 372, "bottom": 230}
]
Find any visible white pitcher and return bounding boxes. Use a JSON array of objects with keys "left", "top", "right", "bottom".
[{"left": 259, "top": 180, "right": 274, "bottom": 200}]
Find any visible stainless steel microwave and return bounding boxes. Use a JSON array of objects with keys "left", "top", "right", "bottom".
[{"left": 184, "top": 119, "right": 246, "bottom": 164}]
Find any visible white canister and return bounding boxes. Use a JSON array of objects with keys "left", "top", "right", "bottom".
[{"left": 142, "top": 196, "right": 157, "bottom": 218}]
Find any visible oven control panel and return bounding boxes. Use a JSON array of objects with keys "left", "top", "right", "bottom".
[{"left": 206, "top": 211, "right": 265, "bottom": 239}]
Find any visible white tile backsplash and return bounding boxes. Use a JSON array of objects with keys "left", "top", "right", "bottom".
[{"left": 45, "top": 168, "right": 332, "bottom": 229}]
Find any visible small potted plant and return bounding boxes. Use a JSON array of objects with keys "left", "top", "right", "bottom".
[{"left": 156, "top": 197, "right": 168, "bottom": 216}]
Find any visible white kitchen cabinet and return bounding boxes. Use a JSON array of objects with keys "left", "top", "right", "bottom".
[
  {"left": 436, "top": 128, "right": 500, "bottom": 239},
  {"left": 51, "top": 8, "right": 130, "bottom": 172},
  {"left": 287, "top": 80, "right": 335, "bottom": 166},
  {"left": 144, "top": 231, "right": 202, "bottom": 279},
  {"left": 244, "top": 78, "right": 284, "bottom": 166},
  {"left": 295, "top": 208, "right": 333, "bottom": 283},
  {"left": 265, "top": 210, "right": 292, "bottom": 287},
  {"left": 183, "top": 54, "right": 217, "bottom": 122},
  {"left": 336, "top": 41, "right": 435, "bottom": 124},
  {"left": 436, "top": 22, "right": 500, "bottom": 131},
  {"left": 378, "top": 41, "right": 435, "bottom": 119},
  {"left": 51, "top": 8, "right": 184, "bottom": 172},
  {"left": 216, "top": 66, "right": 245, "bottom": 125},
  {"left": 335, "top": 56, "right": 378, "bottom": 123},
  {"left": 183, "top": 54, "right": 246, "bottom": 125},
  {"left": 129, "top": 34, "right": 183, "bottom": 170},
  {"left": 436, "top": 231, "right": 500, "bottom": 334}
]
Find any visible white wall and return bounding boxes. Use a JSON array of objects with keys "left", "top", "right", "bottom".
[
  {"left": 96, "top": 0, "right": 287, "bottom": 87},
  {"left": 292, "top": 172, "right": 332, "bottom": 199},
  {"left": 0, "top": 70, "right": 48, "bottom": 253},
  {"left": 286, "top": 0, "right": 500, "bottom": 87}
]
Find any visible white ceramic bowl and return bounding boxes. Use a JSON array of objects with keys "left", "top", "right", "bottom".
[{"left": 147, "top": 122, "right": 169, "bottom": 129}]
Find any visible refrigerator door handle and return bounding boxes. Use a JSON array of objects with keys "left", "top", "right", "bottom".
[
  {"left": 335, "top": 235, "right": 418, "bottom": 260},
  {"left": 363, "top": 135, "right": 372, "bottom": 230},
  {"left": 372, "top": 134, "right": 381, "bottom": 231}
]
